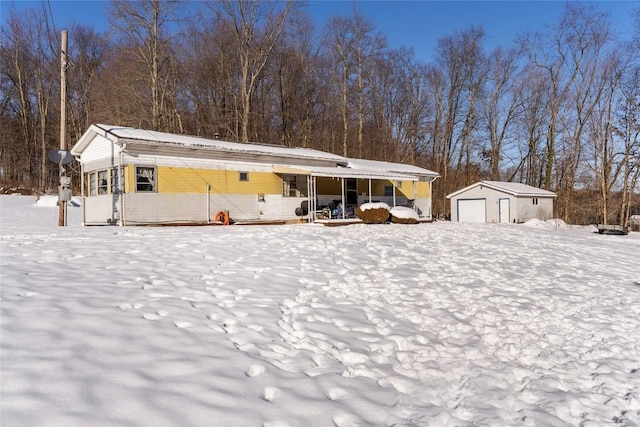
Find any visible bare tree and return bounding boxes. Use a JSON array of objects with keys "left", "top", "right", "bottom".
[
  {"left": 180, "top": 12, "right": 240, "bottom": 139},
  {"left": 110, "top": 0, "right": 180, "bottom": 131},
  {"left": 456, "top": 28, "right": 488, "bottom": 184},
  {"left": 427, "top": 26, "right": 487, "bottom": 214},
  {"left": 365, "top": 51, "right": 396, "bottom": 160},
  {"left": 350, "top": 9, "right": 386, "bottom": 159},
  {"left": 616, "top": 64, "right": 640, "bottom": 227},
  {"left": 67, "top": 25, "right": 110, "bottom": 141},
  {"left": 0, "top": 7, "right": 57, "bottom": 192},
  {"left": 509, "top": 66, "right": 549, "bottom": 187},
  {"left": 519, "top": 3, "right": 611, "bottom": 197},
  {"left": 210, "top": 0, "right": 293, "bottom": 143},
  {"left": 481, "top": 47, "right": 520, "bottom": 180},
  {"left": 1, "top": 10, "right": 36, "bottom": 186},
  {"left": 324, "top": 15, "right": 353, "bottom": 157},
  {"left": 269, "top": 12, "right": 317, "bottom": 147},
  {"left": 557, "top": 5, "right": 612, "bottom": 221},
  {"left": 586, "top": 50, "right": 626, "bottom": 225},
  {"left": 385, "top": 48, "right": 431, "bottom": 165}
]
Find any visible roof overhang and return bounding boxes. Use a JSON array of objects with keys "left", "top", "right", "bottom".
[
  {"left": 70, "top": 124, "right": 121, "bottom": 156},
  {"left": 273, "top": 165, "right": 418, "bottom": 181},
  {"left": 347, "top": 158, "right": 440, "bottom": 180}
]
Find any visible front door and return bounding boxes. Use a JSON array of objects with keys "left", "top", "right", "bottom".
[
  {"left": 499, "top": 198, "right": 510, "bottom": 223},
  {"left": 345, "top": 178, "right": 358, "bottom": 206}
]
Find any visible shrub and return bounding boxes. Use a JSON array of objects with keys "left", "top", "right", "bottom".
[
  {"left": 390, "top": 206, "right": 419, "bottom": 224},
  {"left": 391, "top": 216, "right": 418, "bottom": 224},
  {"left": 356, "top": 202, "right": 390, "bottom": 224}
]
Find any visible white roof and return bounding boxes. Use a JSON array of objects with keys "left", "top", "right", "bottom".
[
  {"left": 72, "top": 124, "right": 345, "bottom": 162},
  {"left": 446, "top": 181, "right": 556, "bottom": 198},
  {"left": 72, "top": 124, "right": 440, "bottom": 181},
  {"left": 347, "top": 158, "right": 439, "bottom": 178},
  {"left": 272, "top": 165, "right": 417, "bottom": 181}
]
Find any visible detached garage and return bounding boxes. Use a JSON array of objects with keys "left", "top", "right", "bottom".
[{"left": 446, "top": 181, "right": 556, "bottom": 223}]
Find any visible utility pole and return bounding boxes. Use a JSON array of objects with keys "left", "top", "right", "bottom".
[{"left": 59, "top": 30, "right": 68, "bottom": 226}]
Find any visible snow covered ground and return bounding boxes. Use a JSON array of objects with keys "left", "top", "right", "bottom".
[{"left": 1, "top": 194, "right": 639, "bottom": 427}]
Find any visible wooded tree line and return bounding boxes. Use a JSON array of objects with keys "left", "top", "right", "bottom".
[{"left": 1, "top": 1, "right": 639, "bottom": 225}]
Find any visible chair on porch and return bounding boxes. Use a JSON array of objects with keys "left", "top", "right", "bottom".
[{"left": 295, "top": 200, "right": 323, "bottom": 218}]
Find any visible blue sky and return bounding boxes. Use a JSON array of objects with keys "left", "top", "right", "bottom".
[{"left": 1, "top": 1, "right": 637, "bottom": 63}]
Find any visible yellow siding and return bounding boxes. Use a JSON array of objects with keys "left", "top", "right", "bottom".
[
  {"left": 395, "top": 181, "right": 413, "bottom": 197},
  {"left": 158, "top": 167, "right": 281, "bottom": 195},
  {"left": 416, "top": 181, "right": 431, "bottom": 198},
  {"left": 317, "top": 178, "right": 342, "bottom": 194},
  {"left": 124, "top": 165, "right": 134, "bottom": 193},
  {"left": 369, "top": 180, "right": 426, "bottom": 198},
  {"left": 122, "top": 165, "right": 432, "bottom": 199}
]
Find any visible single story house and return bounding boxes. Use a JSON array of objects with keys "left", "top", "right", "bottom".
[
  {"left": 446, "top": 181, "right": 556, "bottom": 223},
  {"left": 70, "top": 124, "right": 440, "bottom": 225}
]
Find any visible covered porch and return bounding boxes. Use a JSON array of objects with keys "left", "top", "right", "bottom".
[{"left": 273, "top": 165, "right": 434, "bottom": 223}]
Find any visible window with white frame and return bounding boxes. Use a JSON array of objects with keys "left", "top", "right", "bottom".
[
  {"left": 88, "top": 172, "right": 96, "bottom": 196},
  {"left": 282, "top": 175, "right": 308, "bottom": 197},
  {"left": 239, "top": 171, "right": 249, "bottom": 182},
  {"left": 97, "top": 170, "right": 108, "bottom": 194},
  {"left": 533, "top": 197, "right": 539, "bottom": 205},
  {"left": 136, "top": 166, "right": 156, "bottom": 192},
  {"left": 110, "top": 167, "right": 121, "bottom": 194}
]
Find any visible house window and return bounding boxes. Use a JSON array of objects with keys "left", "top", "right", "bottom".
[
  {"left": 136, "top": 166, "right": 156, "bottom": 192},
  {"left": 282, "top": 175, "right": 308, "bottom": 197},
  {"left": 533, "top": 198, "right": 539, "bottom": 205},
  {"left": 239, "top": 171, "right": 249, "bottom": 181},
  {"left": 97, "top": 170, "right": 108, "bottom": 195},
  {"left": 384, "top": 185, "right": 393, "bottom": 197},
  {"left": 110, "top": 167, "right": 120, "bottom": 194},
  {"left": 88, "top": 172, "right": 96, "bottom": 196}
]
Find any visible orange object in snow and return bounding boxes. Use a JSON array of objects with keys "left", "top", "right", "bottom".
[{"left": 215, "top": 210, "right": 229, "bottom": 225}]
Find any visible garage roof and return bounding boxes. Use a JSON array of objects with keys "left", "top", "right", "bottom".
[{"left": 446, "top": 181, "right": 557, "bottom": 198}]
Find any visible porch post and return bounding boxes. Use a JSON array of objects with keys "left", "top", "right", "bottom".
[
  {"left": 206, "top": 183, "right": 211, "bottom": 224},
  {"left": 309, "top": 176, "right": 312, "bottom": 222},
  {"left": 430, "top": 179, "right": 434, "bottom": 219},
  {"left": 393, "top": 181, "right": 397, "bottom": 207},
  {"left": 368, "top": 179, "right": 372, "bottom": 203},
  {"left": 341, "top": 178, "right": 346, "bottom": 219},
  {"left": 119, "top": 145, "right": 126, "bottom": 226},
  {"left": 308, "top": 175, "right": 315, "bottom": 223},
  {"left": 80, "top": 160, "right": 85, "bottom": 226}
]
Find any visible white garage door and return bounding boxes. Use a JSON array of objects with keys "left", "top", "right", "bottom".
[{"left": 457, "top": 199, "right": 486, "bottom": 223}]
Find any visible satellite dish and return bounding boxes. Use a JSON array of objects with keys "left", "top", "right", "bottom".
[{"left": 48, "top": 149, "right": 73, "bottom": 165}]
